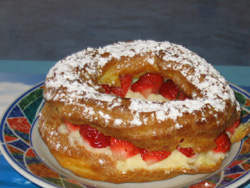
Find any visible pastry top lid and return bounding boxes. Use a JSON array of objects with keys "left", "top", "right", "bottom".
[{"left": 44, "top": 40, "right": 240, "bottom": 128}]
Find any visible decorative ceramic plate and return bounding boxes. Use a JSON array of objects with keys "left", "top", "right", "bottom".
[{"left": 1, "top": 82, "right": 250, "bottom": 188}]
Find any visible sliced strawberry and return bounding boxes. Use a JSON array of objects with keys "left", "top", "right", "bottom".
[
  {"left": 130, "top": 73, "right": 164, "bottom": 98},
  {"left": 225, "top": 120, "right": 241, "bottom": 135},
  {"left": 101, "top": 84, "right": 113, "bottom": 94},
  {"left": 177, "top": 91, "right": 189, "bottom": 100},
  {"left": 177, "top": 146, "right": 195, "bottom": 158},
  {"left": 140, "top": 149, "right": 171, "bottom": 165},
  {"left": 65, "top": 121, "right": 80, "bottom": 133},
  {"left": 112, "top": 74, "right": 133, "bottom": 97},
  {"left": 159, "top": 80, "right": 188, "bottom": 100},
  {"left": 101, "top": 74, "right": 133, "bottom": 97},
  {"left": 159, "top": 80, "right": 179, "bottom": 100},
  {"left": 120, "top": 74, "right": 133, "bottom": 93},
  {"left": 213, "top": 132, "right": 231, "bottom": 153},
  {"left": 110, "top": 138, "right": 140, "bottom": 160},
  {"left": 79, "top": 125, "right": 110, "bottom": 148}
]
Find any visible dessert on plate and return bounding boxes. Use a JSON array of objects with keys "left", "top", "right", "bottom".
[{"left": 39, "top": 40, "right": 250, "bottom": 183}]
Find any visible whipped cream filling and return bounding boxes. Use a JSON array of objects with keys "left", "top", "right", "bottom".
[
  {"left": 125, "top": 88, "right": 169, "bottom": 102},
  {"left": 58, "top": 123, "right": 226, "bottom": 173},
  {"left": 58, "top": 124, "right": 112, "bottom": 155},
  {"left": 117, "top": 150, "right": 225, "bottom": 173}
]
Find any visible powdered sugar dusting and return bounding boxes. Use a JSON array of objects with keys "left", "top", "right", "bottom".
[
  {"left": 43, "top": 40, "right": 240, "bottom": 129},
  {"left": 114, "top": 119, "right": 123, "bottom": 126}
]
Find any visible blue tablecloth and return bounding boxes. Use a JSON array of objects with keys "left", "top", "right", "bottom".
[{"left": 0, "top": 61, "right": 250, "bottom": 188}]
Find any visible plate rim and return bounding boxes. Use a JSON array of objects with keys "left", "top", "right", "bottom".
[{"left": 0, "top": 81, "right": 57, "bottom": 188}]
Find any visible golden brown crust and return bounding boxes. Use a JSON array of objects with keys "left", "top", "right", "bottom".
[
  {"left": 39, "top": 102, "right": 225, "bottom": 183},
  {"left": 52, "top": 152, "right": 221, "bottom": 183},
  {"left": 43, "top": 50, "right": 240, "bottom": 151},
  {"left": 39, "top": 40, "right": 245, "bottom": 183}
]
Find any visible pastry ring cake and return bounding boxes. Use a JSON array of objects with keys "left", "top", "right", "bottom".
[{"left": 39, "top": 40, "right": 249, "bottom": 183}]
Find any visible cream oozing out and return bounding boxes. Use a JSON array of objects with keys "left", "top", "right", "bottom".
[
  {"left": 43, "top": 40, "right": 240, "bottom": 128},
  {"left": 57, "top": 123, "right": 226, "bottom": 172}
]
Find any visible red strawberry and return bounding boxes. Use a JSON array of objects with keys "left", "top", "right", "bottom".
[
  {"left": 177, "top": 91, "right": 189, "bottom": 100},
  {"left": 159, "top": 80, "right": 179, "bottom": 100},
  {"left": 225, "top": 120, "right": 241, "bottom": 135},
  {"left": 177, "top": 146, "right": 195, "bottom": 158},
  {"left": 101, "top": 74, "right": 133, "bottom": 97},
  {"left": 159, "top": 80, "right": 188, "bottom": 100},
  {"left": 110, "top": 138, "right": 140, "bottom": 160},
  {"left": 101, "top": 84, "right": 113, "bottom": 94},
  {"left": 213, "top": 132, "right": 231, "bottom": 153},
  {"left": 130, "top": 73, "right": 164, "bottom": 98},
  {"left": 140, "top": 149, "right": 171, "bottom": 165},
  {"left": 112, "top": 74, "right": 133, "bottom": 97},
  {"left": 79, "top": 125, "right": 110, "bottom": 148},
  {"left": 65, "top": 121, "right": 80, "bottom": 133}
]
